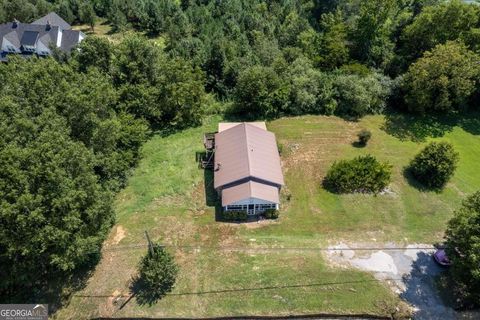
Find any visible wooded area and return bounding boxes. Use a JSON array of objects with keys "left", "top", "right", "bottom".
[{"left": 1, "top": 0, "right": 480, "bottom": 309}]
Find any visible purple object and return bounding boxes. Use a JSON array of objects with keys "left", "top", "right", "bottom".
[{"left": 433, "top": 249, "right": 452, "bottom": 266}]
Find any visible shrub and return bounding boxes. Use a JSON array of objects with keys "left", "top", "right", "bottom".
[
  {"left": 323, "top": 155, "right": 392, "bottom": 193},
  {"left": 136, "top": 244, "right": 178, "bottom": 304},
  {"left": 222, "top": 210, "right": 248, "bottom": 222},
  {"left": 409, "top": 142, "right": 459, "bottom": 189},
  {"left": 357, "top": 130, "right": 372, "bottom": 146},
  {"left": 264, "top": 209, "right": 279, "bottom": 219},
  {"left": 445, "top": 191, "right": 480, "bottom": 307}
]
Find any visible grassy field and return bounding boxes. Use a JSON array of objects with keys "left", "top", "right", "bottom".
[{"left": 54, "top": 113, "right": 480, "bottom": 319}]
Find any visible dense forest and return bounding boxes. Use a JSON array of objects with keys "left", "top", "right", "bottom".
[{"left": 1, "top": 0, "right": 480, "bottom": 304}]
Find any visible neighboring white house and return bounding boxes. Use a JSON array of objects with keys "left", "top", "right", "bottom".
[
  {"left": 214, "top": 122, "right": 284, "bottom": 216},
  {"left": 0, "top": 12, "right": 85, "bottom": 62}
]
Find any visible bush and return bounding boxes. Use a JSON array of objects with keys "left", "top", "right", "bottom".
[
  {"left": 136, "top": 244, "right": 178, "bottom": 304},
  {"left": 445, "top": 191, "right": 480, "bottom": 307},
  {"left": 222, "top": 210, "right": 248, "bottom": 222},
  {"left": 357, "top": 130, "right": 372, "bottom": 146},
  {"left": 409, "top": 142, "right": 459, "bottom": 189},
  {"left": 323, "top": 155, "right": 392, "bottom": 193},
  {"left": 264, "top": 209, "right": 279, "bottom": 219}
]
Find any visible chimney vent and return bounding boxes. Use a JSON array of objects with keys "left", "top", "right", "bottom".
[
  {"left": 46, "top": 20, "right": 51, "bottom": 31},
  {"left": 12, "top": 19, "right": 19, "bottom": 28}
]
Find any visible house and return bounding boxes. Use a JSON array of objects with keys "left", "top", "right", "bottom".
[
  {"left": 0, "top": 12, "right": 85, "bottom": 62},
  {"left": 214, "top": 122, "right": 284, "bottom": 216}
]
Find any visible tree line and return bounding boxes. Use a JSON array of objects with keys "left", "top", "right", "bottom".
[{"left": 0, "top": 34, "right": 206, "bottom": 300}]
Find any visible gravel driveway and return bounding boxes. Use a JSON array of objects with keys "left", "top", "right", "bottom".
[{"left": 326, "top": 243, "right": 479, "bottom": 319}]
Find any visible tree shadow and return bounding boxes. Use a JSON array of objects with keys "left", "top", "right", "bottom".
[
  {"left": 129, "top": 275, "right": 160, "bottom": 306},
  {"left": 351, "top": 141, "right": 366, "bottom": 148},
  {"left": 1, "top": 254, "right": 101, "bottom": 316},
  {"left": 382, "top": 110, "right": 480, "bottom": 142},
  {"left": 401, "top": 251, "right": 458, "bottom": 320},
  {"left": 402, "top": 167, "right": 439, "bottom": 193}
]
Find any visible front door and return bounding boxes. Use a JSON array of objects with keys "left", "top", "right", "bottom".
[{"left": 247, "top": 204, "right": 255, "bottom": 215}]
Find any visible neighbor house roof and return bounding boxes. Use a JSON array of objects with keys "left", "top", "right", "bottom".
[
  {"left": 0, "top": 12, "right": 83, "bottom": 59},
  {"left": 214, "top": 122, "right": 284, "bottom": 189},
  {"left": 0, "top": 22, "right": 60, "bottom": 49},
  {"left": 32, "top": 12, "right": 71, "bottom": 30},
  {"left": 221, "top": 181, "right": 280, "bottom": 206}
]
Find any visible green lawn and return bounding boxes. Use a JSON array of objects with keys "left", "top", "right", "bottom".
[{"left": 54, "top": 113, "right": 480, "bottom": 319}]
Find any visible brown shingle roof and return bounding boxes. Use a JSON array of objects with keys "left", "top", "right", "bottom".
[
  {"left": 222, "top": 181, "right": 280, "bottom": 206},
  {"left": 214, "top": 122, "right": 284, "bottom": 189}
]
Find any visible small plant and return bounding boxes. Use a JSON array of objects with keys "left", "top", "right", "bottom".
[
  {"left": 264, "top": 209, "right": 279, "bottom": 219},
  {"left": 323, "top": 155, "right": 392, "bottom": 194},
  {"left": 357, "top": 129, "right": 372, "bottom": 146},
  {"left": 277, "top": 142, "right": 284, "bottom": 155},
  {"left": 135, "top": 244, "right": 178, "bottom": 304},
  {"left": 222, "top": 210, "right": 248, "bottom": 221},
  {"left": 409, "top": 141, "right": 459, "bottom": 189}
]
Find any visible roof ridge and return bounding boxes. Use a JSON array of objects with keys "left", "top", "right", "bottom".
[{"left": 243, "top": 123, "right": 252, "bottom": 177}]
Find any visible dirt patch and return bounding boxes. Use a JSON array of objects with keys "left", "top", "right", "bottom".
[{"left": 112, "top": 226, "right": 126, "bottom": 245}]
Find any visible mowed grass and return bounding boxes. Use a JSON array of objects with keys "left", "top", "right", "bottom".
[
  {"left": 55, "top": 113, "right": 480, "bottom": 319},
  {"left": 254, "top": 114, "right": 480, "bottom": 244}
]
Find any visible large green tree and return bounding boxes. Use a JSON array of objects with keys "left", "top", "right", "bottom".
[
  {"left": 401, "top": 0, "right": 480, "bottom": 62},
  {"left": 402, "top": 41, "right": 480, "bottom": 114},
  {"left": 233, "top": 65, "right": 288, "bottom": 118},
  {"left": 445, "top": 191, "right": 480, "bottom": 306},
  {"left": 0, "top": 57, "right": 149, "bottom": 297}
]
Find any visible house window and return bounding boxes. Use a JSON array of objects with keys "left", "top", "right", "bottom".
[{"left": 225, "top": 205, "right": 247, "bottom": 211}]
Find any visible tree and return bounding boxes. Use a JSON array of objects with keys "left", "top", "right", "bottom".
[
  {"left": 55, "top": 0, "right": 75, "bottom": 24},
  {"left": 134, "top": 244, "right": 178, "bottom": 304},
  {"left": 409, "top": 141, "right": 459, "bottom": 189},
  {"left": 351, "top": 0, "right": 398, "bottom": 69},
  {"left": 333, "top": 71, "right": 392, "bottom": 118},
  {"left": 112, "top": 34, "right": 162, "bottom": 86},
  {"left": 79, "top": 1, "right": 96, "bottom": 31},
  {"left": 286, "top": 57, "right": 324, "bottom": 114},
  {"left": 323, "top": 155, "right": 392, "bottom": 194},
  {"left": 402, "top": 41, "right": 480, "bottom": 114},
  {"left": 74, "top": 36, "right": 113, "bottom": 73},
  {"left": 445, "top": 191, "right": 480, "bottom": 306},
  {"left": 233, "top": 65, "right": 288, "bottom": 118},
  {"left": 0, "top": 56, "right": 149, "bottom": 298},
  {"left": 316, "top": 10, "right": 350, "bottom": 70},
  {"left": 0, "top": 105, "right": 114, "bottom": 296},
  {"left": 401, "top": 0, "right": 479, "bottom": 62}
]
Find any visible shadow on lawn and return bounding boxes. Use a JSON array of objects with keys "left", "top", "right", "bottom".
[
  {"left": 128, "top": 276, "right": 159, "bottom": 306},
  {"left": 1, "top": 258, "right": 99, "bottom": 316},
  {"left": 382, "top": 110, "right": 480, "bottom": 142},
  {"left": 402, "top": 167, "right": 441, "bottom": 193}
]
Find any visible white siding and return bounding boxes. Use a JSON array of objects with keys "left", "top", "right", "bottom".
[{"left": 56, "top": 29, "right": 62, "bottom": 47}]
